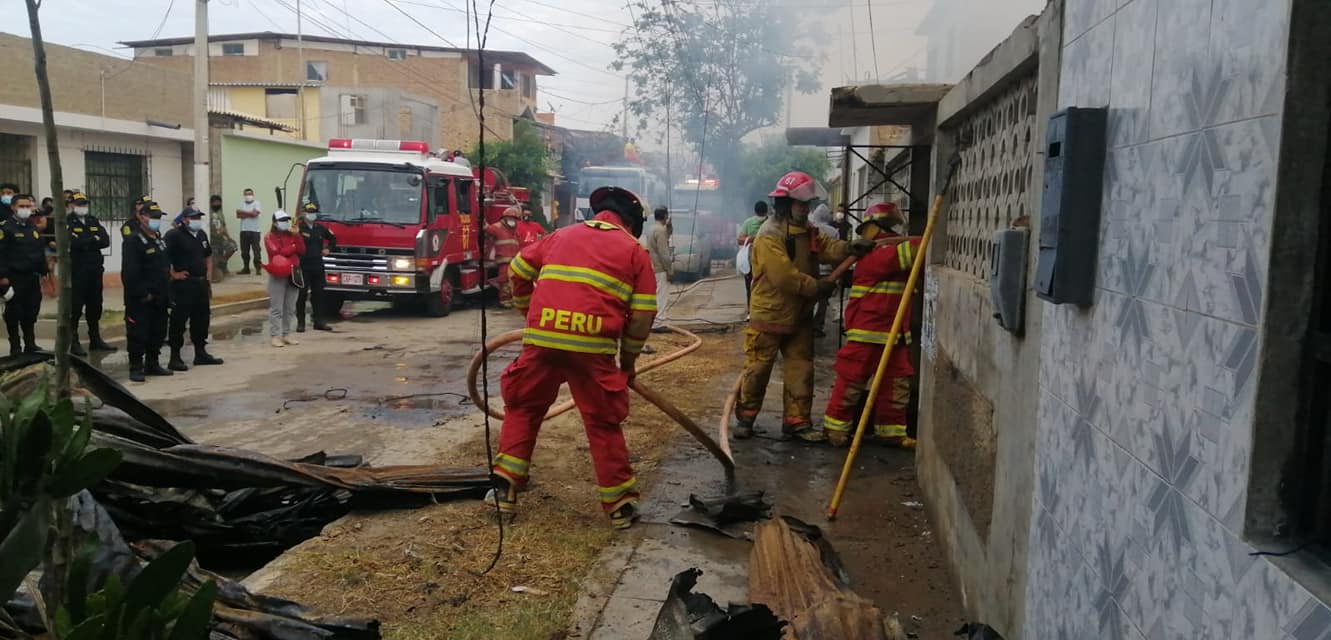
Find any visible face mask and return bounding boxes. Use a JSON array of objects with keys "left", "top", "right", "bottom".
[
  {"left": 210, "top": 204, "right": 222, "bottom": 212},
  {"left": 147, "top": 218, "right": 162, "bottom": 232},
  {"left": 0, "top": 195, "right": 11, "bottom": 205},
  {"left": 189, "top": 219, "right": 204, "bottom": 231},
  {"left": 306, "top": 212, "right": 318, "bottom": 221},
  {"left": 74, "top": 206, "right": 89, "bottom": 216},
  {"left": 15, "top": 208, "right": 32, "bottom": 220},
  {"left": 244, "top": 196, "right": 255, "bottom": 203},
  {"left": 505, "top": 219, "right": 516, "bottom": 227},
  {"left": 276, "top": 221, "right": 291, "bottom": 231}
]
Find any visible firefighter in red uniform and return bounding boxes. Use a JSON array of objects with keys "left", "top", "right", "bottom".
[
  {"left": 516, "top": 205, "right": 546, "bottom": 249},
  {"left": 820, "top": 202, "right": 922, "bottom": 448},
  {"left": 490, "top": 187, "right": 657, "bottom": 530},
  {"left": 484, "top": 206, "right": 521, "bottom": 308}
]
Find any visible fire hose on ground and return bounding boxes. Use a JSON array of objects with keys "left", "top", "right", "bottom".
[{"left": 466, "top": 325, "right": 736, "bottom": 484}]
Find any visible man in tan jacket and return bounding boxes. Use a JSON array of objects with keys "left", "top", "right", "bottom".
[
  {"left": 644, "top": 206, "right": 674, "bottom": 328},
  {"left": 735, "top": 172, "right": 872, "bottom": 441}
]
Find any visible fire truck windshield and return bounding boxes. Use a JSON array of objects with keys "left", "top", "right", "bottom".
[
  {"left": 302, "top": 166, "right": 424, "bottom": 226},
  {"left": 577, "top": 168, "right": 646, "bottom": 197}
]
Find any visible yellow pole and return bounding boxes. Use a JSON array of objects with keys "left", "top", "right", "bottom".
[{"left": 826, "top": 159, "right": 959, "bottom": 520}]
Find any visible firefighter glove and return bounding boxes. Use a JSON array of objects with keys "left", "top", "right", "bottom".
[
  {"left": 815, "top": 279, "right": 837, "bottom": 300},
  {"left": 850, "top": 238, "right": 876, "bottom": 257}
]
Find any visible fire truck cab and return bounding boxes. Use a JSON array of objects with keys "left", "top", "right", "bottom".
[{"left": 296, "top": 138, "right": 515, "bottom": 317}]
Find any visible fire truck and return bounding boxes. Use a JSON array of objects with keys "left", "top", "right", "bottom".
[{"left": 288, "top": 138, "right": 518, "bottom": 317}]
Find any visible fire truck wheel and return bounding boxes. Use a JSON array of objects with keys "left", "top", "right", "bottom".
[{"left": 425, "top": 277, "right": 455, "bottom": 318}]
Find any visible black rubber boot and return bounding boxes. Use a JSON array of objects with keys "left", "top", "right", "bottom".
[
  {"left": 193, "top": 345, "right": 224, "bottom": 365},
  {"left": 296, "top": 319, "right": 307, "bottom": 333},
  {"left": 168, "top": 349, "right": 190, "bottom": 372},
  {"left": 88, "top": 325, "right": 117, "bottom": 352},
  {"left": 21, "top": 325, "right": 44, "bottom": 354},
  {"left": 7, "top": 335, "right": 20, "bottom": 357},
  {"left": 144, "top": 358, "right": 174, "bottom": 376},
  {"left": 70, "top": 340, "right": 87, "bottom": 357}
]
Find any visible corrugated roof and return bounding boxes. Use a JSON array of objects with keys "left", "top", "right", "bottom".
[
  {"left": 208, "top": 109, "right": 296, "bottom": 132},
  {"left": 210, "top": 81, "right": 322, "bottom": 88},
  {"left": 119, "top": 31, "right": 556, "bottom": 75}
]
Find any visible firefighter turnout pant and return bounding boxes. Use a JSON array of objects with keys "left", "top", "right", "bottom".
[
  {"left": 168, "top": 278, "right": 211, "bottom": 351},
  {"left": 821, "top": 341, "right": 914, "bottom": 440},
  {"left": 494, "top": 260, "right": 513, "bottom": 307},
  {"left": 126, "top": 296, "right": 169, "bottom": 365},
  {"left": 71, "top": 266, "right": 105, "bottom": 334},
  {"left": 492, "top": 345, "right": 639, "bottom": 513},
  {"left": 736, "top": 326, "right": 816, "bottom": 431},
  {"left": 3, "top": 273, "right": 42, "bottom": 352}
]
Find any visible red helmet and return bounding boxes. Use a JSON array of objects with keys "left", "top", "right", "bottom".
[
  {"left": 857, "top": 201, "right": 903, "bottom": 235},
  {"left": 768, "top": 171, "right": 820, "bottom": 202},
  {"left": 500, "top": 206, "right": 522, "bottom": 219}
]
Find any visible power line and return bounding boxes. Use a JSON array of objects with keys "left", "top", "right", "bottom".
[
  {"left": 395, "top": 0, "right": 626, "bottom": 35},
  {"left": 506, "top": 0, "right": 631, "bottom": 28},
  {"left": 866, "top": 0, "right": 880, "bottom": 81},
  {"left": 151, "top": 0, "right": 177, "bottom": 40},
  {"left": 380, "top": 0, "right": 463, "bottom": 47},
  {"left": 540, "top": 89, "right": 622, "bottom": 106}
]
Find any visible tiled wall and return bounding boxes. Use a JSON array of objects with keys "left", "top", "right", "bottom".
[{"left": 1024, "top": 0, "right": 1331, "bottom": 637}]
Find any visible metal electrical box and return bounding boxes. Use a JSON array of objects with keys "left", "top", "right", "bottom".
[
  {"left": 1034, "top": 107, "right": 1108, "bottom": 306},
  {"left": 991, "top": 228, "right": 1028, "bottom": 333}
]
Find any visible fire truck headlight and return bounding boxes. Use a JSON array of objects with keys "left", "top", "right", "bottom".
[
  {"left": 391, "top": 257, "right": 414, "bottom": 271},
  {"left": 391, "top": 276, "right": 411, "bottom": 287}
]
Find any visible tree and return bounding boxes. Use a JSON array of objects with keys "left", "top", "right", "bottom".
[
  {"left": 736, "top": 138, "right": 832, "bottom": 208},
  {"left": 613, "top": 0, "right": 824, "bottom": 209},
  {"left": 468, "top": 119, "right": 551, "bottom": 202}
]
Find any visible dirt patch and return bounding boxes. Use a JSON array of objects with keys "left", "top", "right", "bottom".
[
  {"left": 256, "top": 331, "right": 738, "bottom": 639},
  {"left": 928, "top": 348, "right": 997, "bottom": 542}
]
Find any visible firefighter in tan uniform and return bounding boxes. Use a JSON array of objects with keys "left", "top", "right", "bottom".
[{"left": 733, "top": 171, "right": 873, "bottom": 442}]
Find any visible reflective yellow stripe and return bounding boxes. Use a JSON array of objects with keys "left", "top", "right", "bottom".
[
  {"left": 510, "top": 255, "right": 537, "bottom": 280},
  {"left": 629, "top": 293, "right": 657, "bottom": 312},
  {"left": 511, "top": 294, "right": 531, "bottom": 307},
  {"left": 622, "top": 337, "right": 646, "bottom": 354},
  {"left": 585, "top": 220, "right": 624, "bottom": 232},
  {"left": 875, "top": 424, "right": 907, "bottom": 438},
  {"left": 523, "top": 328, "right": 619, "bottom": 354},
  {"left": 538, "top": 264, "right": 633, "bottom": 301},
  {"left": 493, "top": 453, "right": 530, "bottom": 477},
  {"left": 597, "top": 477, "right": 639, "bottom": 502},
  {"left": 845, "top": 329, "right": 913, "bottom": 345},
  {"left": 823, "top": 415, "right": 851, "bottom": 432},
  {"left": 848, "top": 282, "right": 907, "bottom": 299},
  {"left": 897, "top": 241, "right": 914, "bottom": 270}
]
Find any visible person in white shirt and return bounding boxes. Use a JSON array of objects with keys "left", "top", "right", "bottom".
[{"left": 235, "top": 188, "right": 264, "bottom": 274}]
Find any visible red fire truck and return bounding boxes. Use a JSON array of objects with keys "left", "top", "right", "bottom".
[{"left": 289, "top": 138, "right": 518, "bottom": 316}]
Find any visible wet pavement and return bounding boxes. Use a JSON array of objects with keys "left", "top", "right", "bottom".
[{"left": 572, "top": 275, "right": 966, "bottom": 639}]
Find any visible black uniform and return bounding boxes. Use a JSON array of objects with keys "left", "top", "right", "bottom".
[
  {"left": 295, "top": 219, "right": 337, "bottom": 330},
  {"left": 121, "top": 226, "right": 171, "bottom": 374},
  {"left": 68, "top": 210, "right": 112, "bottom": 346},
  {"left": 164, "top": 224, "right": 214, "bottom": 362},
  {"left": 0, "top": 216, "right": 49, "bottom": 354}
]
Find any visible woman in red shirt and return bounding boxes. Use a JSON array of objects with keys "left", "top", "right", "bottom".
[{"left": 263, "top": 210, "right": 306, "bottom": 347}]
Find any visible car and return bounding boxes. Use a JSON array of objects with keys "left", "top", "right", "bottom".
[{"left": 664, "top": 214, "right": 713, "bottom": 281}]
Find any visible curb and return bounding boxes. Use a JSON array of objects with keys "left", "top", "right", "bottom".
[{"left": 33, "top": 296, "right": 271, "bottom": 341}]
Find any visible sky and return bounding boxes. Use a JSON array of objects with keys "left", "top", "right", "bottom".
[{"left": 10, "top": 0, "right": 976, "bottom": 149}]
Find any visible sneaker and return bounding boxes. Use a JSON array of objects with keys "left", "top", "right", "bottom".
[
  {"left": 167, "top": 356, "right": 190, "bottom": 372},
  {"left": 143, "top": 360, "right": 174, "bottom": 377},
  {"left": 732, "top": 418, "right": 755, "bottom": 440},
  {"left": 193, "top": 350, "right": 224, "bottom": 365},
  {"left": 271, "top": 337, "right": 286, "bottom": 348},
  {"left": 609, "top": 502, "right": 640, "bottom": 530},
  {"left": 282, "top": 336, "right": 300, "bottom": 346},
  {"left": 313, "top": 323, "right": 334, "bottom": 332}
]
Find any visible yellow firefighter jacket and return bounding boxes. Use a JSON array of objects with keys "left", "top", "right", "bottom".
[{"left": 748, "top": 218, "right": 851, "bottom": 334}]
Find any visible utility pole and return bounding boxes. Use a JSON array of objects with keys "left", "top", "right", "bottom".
[
  {"left": 23, "top": 0, "right": 72, "bottom": 396},
  {"left": 296, "top": 0, "right": 306, "bottom": 140},
  {"left": 665, "top": 79, "right": 671, "bottom": 208},
  {"left": 194, "top": 0, "right": 210, "bottom": 221},
  {"left": 622, "top": 75, "right": 629, "bottom": 141}
]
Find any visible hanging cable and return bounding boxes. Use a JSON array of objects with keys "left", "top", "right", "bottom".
[{"left": 470, "top": 0, "right": 504, "bottom": 577}]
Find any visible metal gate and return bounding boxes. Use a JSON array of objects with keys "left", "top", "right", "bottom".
[{"left": 84, "top": 151, "right": 148, "bottom": 225}]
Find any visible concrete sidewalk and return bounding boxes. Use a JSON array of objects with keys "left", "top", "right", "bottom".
[
  {"left": 569, "top": 272, "right": 965, "bottom": 638},
  {"left": 34, "top": 273, "right": 270, "bottom": 340}
]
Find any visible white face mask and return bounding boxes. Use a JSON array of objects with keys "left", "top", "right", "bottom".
[
  {"left": 14, "top": 208, "right": 33, "bottom": 220},
  {"left": 505, "top": 218, "right": 516, "bottom": 227},
  {"left": 306, "top": 212, "right": 318, "bottom": 221},
  {"left": 189, "top": 219, "right": 204, "bottom": 231},
  {"left": 276, "top": 220, "right": 291, "bottom": 231},
  {"left": 244, "top": 195, "right": 255, "bottom": 204},
  {"left": 73, "top": 206, "right": 89, "bottom": 216}
]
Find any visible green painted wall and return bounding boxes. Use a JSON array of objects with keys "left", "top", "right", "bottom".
[{"left": 217, "top": 134, "right": 324, "bottom": 271}]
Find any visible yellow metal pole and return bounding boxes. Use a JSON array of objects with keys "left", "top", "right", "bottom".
[{"left": 826, "top": 159, "right": 959, "bottom": 520}]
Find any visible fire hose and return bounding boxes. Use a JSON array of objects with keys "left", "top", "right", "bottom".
[{"left": 466, "top": 325, "right": 736, "bottom": 482}]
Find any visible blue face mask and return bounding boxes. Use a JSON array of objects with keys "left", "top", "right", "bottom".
[
  {"left": 0, "top": 195, "right": 11, "bottom": 205},
  {"left": 306, "top": 213, "right": 318, "bottom": 221},
  {"left": 276, "top": 221, "right": 291, "bottom": 232},
  {"left": 147, "top": 218, "right": 162, "bottom": 232},
  {"left": 189, "top": 219, "right": 204, "bottom": 231}
]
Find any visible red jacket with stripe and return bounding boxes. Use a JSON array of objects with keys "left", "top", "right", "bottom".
[
  {"left": 844, "top": 234, "right": 922, "bottom": 345},
  {"left": 509, "top": 212, "right": 657, "bottom": 355},
  {"left": 485, "top": 220, "right": 520, "bottom": 263}
]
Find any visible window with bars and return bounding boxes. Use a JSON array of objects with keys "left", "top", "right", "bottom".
[
  {"left": 83, "top": 151, "right": 147, "bottom": 225},
  {"left": 942, "top": 73, "right": 1037, "bottom": 280},
  {"left": 0, "top": 134, "right": 33, "bottom": 194}
]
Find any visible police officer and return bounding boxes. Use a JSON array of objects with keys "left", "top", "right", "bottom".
[
  {"left": 164, "top": 207, "right": 223, "bottom": 370},
  {"left": 121, "top": 195, "right": 149, "bottom": 239},
  {"left": 294, "top": 202, "right": 336, "bottom": 332},
  {"left": 121, "top": 201, "right": 175, "bottom": 381},
  {"left": 67, "top": 192, "right": 116, "bottom": 356},
  {"left": 0, "top": 194, "right": 48, "bottom": 355}
]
